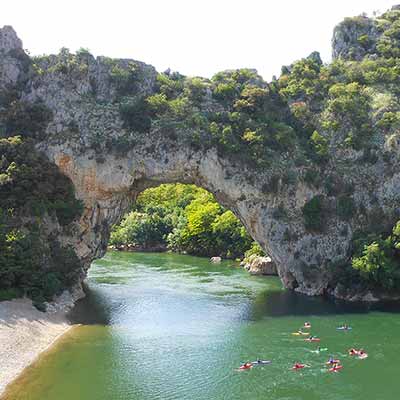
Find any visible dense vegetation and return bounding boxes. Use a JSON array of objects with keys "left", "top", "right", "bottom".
[
  {"left": 110, "top": 184, "right": 254, "bottom": 259},
  {"left": 350, "top": 221, "right": 400, "bottom": 290},
  {"left": 0, "top": 135, "right": 83, "bottom": 306}
]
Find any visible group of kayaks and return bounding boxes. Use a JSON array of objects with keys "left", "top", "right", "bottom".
[
  {"left": 237, "top": 321, "right": 368, "bottom": 373},
  {"left": 293, "top": 322, "right": 368, "bottom": 372}
]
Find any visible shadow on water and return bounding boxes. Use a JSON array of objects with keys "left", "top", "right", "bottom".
[
  {"left": 69, "top": 281, "right": 400, "bottom": 328},
  {"left": 250, "top": 289, "right": 400, "bottom": 319},
  {"left": 67, "top": 284, "right": 115, "bottom": 325}
]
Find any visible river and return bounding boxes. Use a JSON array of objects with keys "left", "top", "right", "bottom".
[{"left": 3, "top": 251, "right": 400, "bottom": 400}]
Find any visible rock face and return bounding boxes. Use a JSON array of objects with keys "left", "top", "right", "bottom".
[
  {"left": 332, "top": 15, "right": 378, "bottom": 60},
  {"left": 0, "top": 26, "right": 27, "bottom": 89},
  {"left": 242, "top": 255, "right": 277, "bottom": 276},
  {"left": 332, "top": 5, "right": 400, "bottom": 61},
  {"left": 1, "top": 10, "right": 400, "bottom": 301}
]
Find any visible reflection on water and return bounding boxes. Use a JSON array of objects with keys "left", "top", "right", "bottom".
[{"left": 4, "top": 251, "right": 400, "bottom": 400}]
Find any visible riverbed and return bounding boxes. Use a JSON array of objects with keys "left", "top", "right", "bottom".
[{"left": 3, "top": 251, "right": 400, "bottom": 400}]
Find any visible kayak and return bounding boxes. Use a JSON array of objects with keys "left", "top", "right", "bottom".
[
  {"left": 292, "top": 332, "right": 310, "bottom": 336},
  {"left": 292, "top": 364, "right": 306, "bottom": 370},
  {"left": 336, "top": 326, "right": 352, "bottom": 331},
  {"left": 311, "top": 348, "right": 328, "bottom": 353},
  {"left": 305, "top": 338, "right": 320, "bottom": 342},
  {"left": 251, "top": 360, "right": 272, "bottom": 365},
  {"left": 358, "top": 353, "right": 368, "bottom": 359},
  {"left": 349, "top": 349, "right": 361, "bottom": 356},
  {"left": 329, "top": 365, "right": 343, "bottom": 373}
]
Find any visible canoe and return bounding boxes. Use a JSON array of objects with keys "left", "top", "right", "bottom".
[
  {"left": 251, "top": 360, "right": 272, "bottom": 365},
  {"left": 329, "top": 365, "right": 343, "bottom": 372},
  {"left": 239, "top": 364, "right": 253, "bottom": 370},
  {"left": 311, "top": 348, "right": 328, "bottom": 353}
]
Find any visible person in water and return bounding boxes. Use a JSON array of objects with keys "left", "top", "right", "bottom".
[{"left": 327, "top": 356, "right": 337, "bottom": 365}]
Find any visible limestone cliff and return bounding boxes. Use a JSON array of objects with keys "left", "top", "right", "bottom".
[{"left": 1, "top": 7, "right": 400, "bottom": 302}]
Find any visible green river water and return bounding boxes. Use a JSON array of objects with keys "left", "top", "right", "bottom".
[{"left": 3, "top": 251, "right": 400, "bottom": 400}]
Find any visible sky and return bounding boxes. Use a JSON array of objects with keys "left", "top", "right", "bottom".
[{"left": 1, "top": 0, "right": 397, "bottom": 81}]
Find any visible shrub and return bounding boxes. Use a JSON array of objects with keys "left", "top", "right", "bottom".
[
  {"left": 350, "top": 220, "right": 400, "bottom": 290},
  {"left": 0, "top": 288, "right": 23, "bottom": 301},
  {"left": 1, "top": 100, "right": 53, "bottom": 140},
  {"left": 322, "top": 82, "right": 371, "bottom": 148},
  {"left": 119, "top": 97, "right": 152, "bottom": 133},
  {"left": 337, "top": 195, "right": 355, "bottom": 220},
  {"left": 310, "top": 130, "right": 329, "bottom": 161},
  {"left": 302, "top": 195, "right": 325, "bottom": 231},
  {"left": 110, "top": 61, "right": 141, "bottom": 96},
  {"left": 243, "top": 241, "right": 265, "bottom": 262}
]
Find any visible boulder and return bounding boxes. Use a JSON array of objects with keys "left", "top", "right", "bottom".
[{"left": 243, "top": 255, "right": 277, "bottom": 276}]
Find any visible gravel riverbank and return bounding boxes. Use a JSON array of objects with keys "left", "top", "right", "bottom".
[{"left": 0, "top": 290, "right": 83, "bottom": 396}]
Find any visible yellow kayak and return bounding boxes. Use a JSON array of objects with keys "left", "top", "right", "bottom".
[{"left": 291, "top": 332, "right": 310, "bottom": 336}]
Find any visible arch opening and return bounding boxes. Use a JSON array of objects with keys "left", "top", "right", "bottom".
[{"left": 107, "top": 183, "right": 270, "bottom": 266}]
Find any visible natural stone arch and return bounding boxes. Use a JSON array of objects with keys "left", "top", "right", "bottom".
[
  {"left": 46, "top": 141, "right": 300, "bottom": 289},
  {"left": 43, "top": 130, "right": 338, "bottom": 297},
  {"left": 2, "top": 21, "right": 400, "bottom": 301}
]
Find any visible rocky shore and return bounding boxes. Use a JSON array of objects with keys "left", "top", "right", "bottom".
[{"left": 108, "top": 244, "right": 167, "bottom": 252}]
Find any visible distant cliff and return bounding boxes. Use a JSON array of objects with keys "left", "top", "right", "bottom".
[{"left": 1, "top": 6, "right": 400, "bottom": 304}]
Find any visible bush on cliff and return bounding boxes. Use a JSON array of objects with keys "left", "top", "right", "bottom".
[
  {"left": 302, "top": 195, "right": 325, "bottom": 231},
  {"left": 0, "top": 136, "right": 83, "bottom": 304},
  {"left": 351, "top": 221, "right": 400, "bottom": 290}
]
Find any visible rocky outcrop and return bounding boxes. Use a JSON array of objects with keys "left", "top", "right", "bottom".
[
  {"left": 332, "top": 5, "right": 400, "bottom": 61},
  {"left": 242, "top": 255, "right": 277, "bottom": 276},
  {"left": 1, "top": 8, "right": 400, "bottom": 302},
  {"left": 332, "top": 15, "right": 378, "bottom": 60}
]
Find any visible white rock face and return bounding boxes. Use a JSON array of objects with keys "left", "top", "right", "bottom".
[
  {"left": 0, "top": 26, "right": 25, "bottom": 87},
  {"left": 0, "top": 26, "right": 22, "bottom": 52}
]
